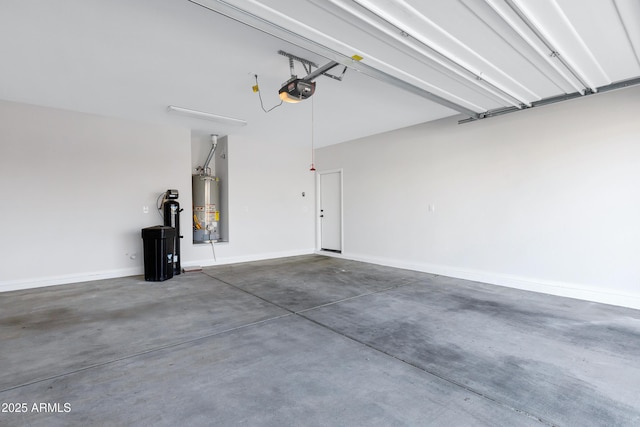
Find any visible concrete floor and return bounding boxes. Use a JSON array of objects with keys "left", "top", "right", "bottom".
[{"left": 1, "top": 255, "right": 639, "bottom": 426}]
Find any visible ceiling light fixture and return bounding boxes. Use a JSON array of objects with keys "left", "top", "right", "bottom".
[
  {"left": 279, "top": 78, "right": 316, "bottom": 103},
  {"left": 167, "top": 105, "right": 247, "bottom": 126}
]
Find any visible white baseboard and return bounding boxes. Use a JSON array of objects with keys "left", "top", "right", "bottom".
[
  {"left": 0, "top": 249, "right": 317, "bottom": 293},
  {"left": 0, "top": 267, "right": 143, "bottom": 293},
  {"left": 334, "top": 252, "right": 640, "bottom": 311},
  {"left": 179, "top": 248, "right": 317, "bottom": 269},
  {"left": 5, "top": 250, "right": 638, "bottom": 312}
]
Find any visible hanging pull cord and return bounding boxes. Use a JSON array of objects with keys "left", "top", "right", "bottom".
[
  {"left": 253, "top": 74, "right": 282, "bottom": 113},
  {"left": 310, "top": 96, "right": 316, "bottom": 171}
]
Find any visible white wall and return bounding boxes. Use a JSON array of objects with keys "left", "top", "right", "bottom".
[
  {"left": 0, "top": 100, "right": 316, "bottom": 291},
  {"left": 0, "top": 100, "right": 191, "bottom": 289},
  {"left": 315, "top": 86, "right": 640, "bottom": 309},
  {"left": 184, "top": 132, "right": 316, "bottom": 267}
]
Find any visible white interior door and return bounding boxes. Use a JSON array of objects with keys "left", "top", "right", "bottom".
[{"left": 320, "top": 171, "right": 342, "bottom": 252}]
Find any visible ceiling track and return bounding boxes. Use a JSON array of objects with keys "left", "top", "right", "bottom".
[
  {"left": 188, "top": 0, "right": 480, "bottom": 119},
  {"left": 191, "top": 0, "right": 640, "bottom": 126},
  {"left": 458, "top": 76, "right": 640, "bottom": 124},
  {"left": 339, "top": 0, "right": 533, "bottom": 107},
  {"left": 503, "top": 0, "right": 592, "bottom": 92},
  {"left": 315, "top": 0, "right": 526, "bottom": 110}
]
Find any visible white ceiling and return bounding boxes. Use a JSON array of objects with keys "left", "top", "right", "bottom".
[{"left": 1, "top": 0, "right": 639, "bottom": 147}]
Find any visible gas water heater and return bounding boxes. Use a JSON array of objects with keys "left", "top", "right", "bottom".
[
  {"left": 192, "top": 174, "right": 220, "bottom": 243},
  {"left": 193, "top": 135, "right": 221, "bottom": 243}
]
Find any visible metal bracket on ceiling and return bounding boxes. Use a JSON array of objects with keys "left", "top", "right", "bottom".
[
  {"left": 278, "top": 50, "right": 346, "bottom": 82},
  {"left": 458, "top": 76, "right": 640, "bottom": 124},
  {"left": 323, "top": 65, "right": 348, "bottom": 82},
  {"left": 278, "top": 50, "right": 317, "bottom": 77}
]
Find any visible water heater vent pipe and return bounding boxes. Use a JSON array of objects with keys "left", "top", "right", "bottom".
[{"left": 199, "top": 134, "right": 218, "bottom": 175}]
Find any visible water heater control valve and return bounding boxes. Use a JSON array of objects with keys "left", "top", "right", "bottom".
[{"left": 165, "top": 189, "right": 179, "bottom": 200}]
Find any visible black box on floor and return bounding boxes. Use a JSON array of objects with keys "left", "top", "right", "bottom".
[{"left": 141, "top": 226, "right": 175, "bottom": 281}]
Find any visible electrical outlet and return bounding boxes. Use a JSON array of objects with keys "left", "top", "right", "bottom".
[{"left": 143, "top": 206, "right": 149, "bottom": 214}]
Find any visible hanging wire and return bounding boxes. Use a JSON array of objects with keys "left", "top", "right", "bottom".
[
  {"left": 156, "top": 192, "right": 166, "bottom": 220},
  {"left": 210, "top": 240, "right": 217, "bottom": 262},
  {"left": 254, "top": 74, "right": 282, "bottom": 113}
]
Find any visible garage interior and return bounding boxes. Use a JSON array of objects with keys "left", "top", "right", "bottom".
[{"left": 1, "top": 0, "right": 640, "bottom": 425}]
